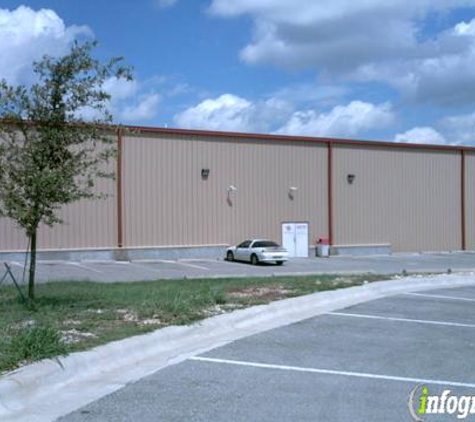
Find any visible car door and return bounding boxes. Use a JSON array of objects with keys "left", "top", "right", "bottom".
[
  {"left": 241, "top": 240, "right": 255, "bottom": 262},
  {"left": 235, "top": 240, "right": 252, "bottom": 261}
]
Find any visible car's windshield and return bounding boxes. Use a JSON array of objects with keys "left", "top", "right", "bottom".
[{"left": 253, "top": 241, "right": 279, "bottom": 248}]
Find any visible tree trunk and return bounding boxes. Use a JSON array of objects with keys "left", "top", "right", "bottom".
[{"left": 28, "top": 229, "right": 37, "bottom": 301}]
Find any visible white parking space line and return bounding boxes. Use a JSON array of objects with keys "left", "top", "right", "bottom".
[
  {"left": 8, "top": 261, "right": 25, "bottom": 268},
  {"left": 178, "top": 263, "right": 209, "bottom": 270},
  {"left": 180, "top": 259, "right": 216, "bottom": 263},
  {"left": 175, "top": 260, "right": 209, "bottom": 270},
  {"left": 148, "top": 259, "right": 211, "bottom": 270},
  {"left": 67, "top": 262, "right": 103, "bottom": 274},
  {"left": 126, "top": 262, "right": 163, "bottom": 274},
  {"left": 329, "top": 312, "right": 475, "bottom": 329},
  {"left": 190, "top": 356, "right": 475, "bottom": 389},
  {"left": 152, "top": 259, "right": 208, "bottom": 270},
  {"left": 9, "top": 261, "right": 42, "bottom": 274},
  {"left": 403, "top": 292, "right": 475, "bottom": 303}
]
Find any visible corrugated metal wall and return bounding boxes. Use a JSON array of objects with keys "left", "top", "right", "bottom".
[
  {"left": 0, "top": 167, "right": 116, "bottom": 252},
  {"left": 466, "top": 152, "right": 475, "bottom": 250},
  {"left": 332, "top": 145, "right": 462, "bottom": 252},
  {"left": 122, "top": 133, "right": 328, "bottom": 248},
  {"left": 0, "top": 129, "right": 472, "bottom": 254}
]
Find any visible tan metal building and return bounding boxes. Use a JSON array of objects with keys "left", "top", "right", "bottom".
[{"left": 0, "top": 126, "right": 474, "bottom": 259}]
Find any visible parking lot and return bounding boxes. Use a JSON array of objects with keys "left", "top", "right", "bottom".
[
  {"left": 58, "top": 283, "right": 475, "bottom": 421},
  {"left": 2, "top": 251, "right": 475, "bottom": 283}
]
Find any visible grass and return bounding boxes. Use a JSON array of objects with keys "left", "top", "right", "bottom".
[{"left": 0, "top": 273, "right": 388, "bottom": 374}]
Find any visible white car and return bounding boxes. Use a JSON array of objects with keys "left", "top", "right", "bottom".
[{"left": 226, "top": 239, "right": 289, "bottom": 265}]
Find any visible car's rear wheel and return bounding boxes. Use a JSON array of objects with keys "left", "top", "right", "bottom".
[
  {"left": 227, "top": 251, "right": 234, "bottom": 262},
  {"left": 276, "top": 261, "right": 284, "bottom": 266},
  {"left": 250, "top": 254, "right": 259, "bottom": 265}
]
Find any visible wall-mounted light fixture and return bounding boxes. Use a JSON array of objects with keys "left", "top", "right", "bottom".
[
  {"left": 201, "top": 168, "right": 210, "bottom": 180},
  {"left": 227, "top": 185, "right": 237, "bottom": 205},
  {"left": 347, "top": 174, "right": 355, "bottom": 184},
  {"left": 289, "top": 186, "right": 298, "bottom": 200}
]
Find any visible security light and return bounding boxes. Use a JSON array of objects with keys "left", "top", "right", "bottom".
[
  {"left": 288, "top": 186, "right": 298, "bottom": 200},
  {"left": 201, "top": 168, "right": 210, "bottom": 180},
  {"left": 227, "top": 185, "right": 237, "bottom": 203}
]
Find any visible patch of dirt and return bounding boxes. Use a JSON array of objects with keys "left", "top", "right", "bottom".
[
  {"left": 331, "top": 277, "right": 361, "bottom": 284},
  {"left": 15, "top": 319, "right": 36, "bottom": 329},
  {"left": 202, "top": 304, "right": 242, "bottom": 317},
  {"left": 228, "top": 285, "right": 291, "bottom": 302},
  {"left": 60, "top": 329, "right": 97, "bottom": 344},
  {"left": 140, "top": 317, "right": 162, "bottom": 326},
  {"left": 116, "top": 309, "right": 138, "bottom": 322},
  {"left": 116, "top": 309, "right": 161, "bottom": 326},
  {"left": 63, "top": 319, "right": 82, "bottom": 326},
  {"left": 85, "top": 309, "right": 105, "bottom": 315}
]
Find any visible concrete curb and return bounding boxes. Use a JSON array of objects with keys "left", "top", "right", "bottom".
[{"left": 1, "top": 272, "right": 474, "bottom": 422}]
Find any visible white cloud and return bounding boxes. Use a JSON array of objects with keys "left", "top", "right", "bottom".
[
  {"left": 208, "top": 0, "right": 469, "bottom": 67},
  {"left": 0, "top": 6, "right": 161, "bottom": 124},
  {"left": 275, "top": 101, "right": 394, "bottom": 137},
  {"left": 119, "top": 94, "right": 161, "bottom": 122},
  {"left": 271, "top": 82, "right": 347, "bottom": 107},
  {"left": 174, "top": 95, "right": 395, "bottom": 138},
  {"left": 104, "top": 77, "right": 161, "bottom": 122},
  {"left": 355, "top": 18, "right": 475, "bottom": 105},
  {"left": 0, "top": 6, "right": 92, "bottom": 84},
  {"left": 209, "top": 0, "right": 472, "bottom": 22},
  {"left": 209, "top": 1, "right": 475, "bottom": 106},
  {"left": 393, "top": 113, "right": 475, "bottom": 146},
  {"left": 174, "top": 94, "right": 291, "bottom": 132},
  {"left": 167, "top": 83, "right": 192, "bottom": 97},
  {"left": 103, "top": 77, "right": 138, "bottom": 100},
  {"left": 77, "top": 77, "right": 160, "bottom": 123},
  {"left": 454, "top": 18, "right": 475, "bottom": 36},
  {"left": 440, "top": 111, "right": 475, "bottom": 144},
  {"left": 394, "top": 127, "right": 447, "bottom": 145}
]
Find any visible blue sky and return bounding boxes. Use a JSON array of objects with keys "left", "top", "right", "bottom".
[{"left": 1, "top": 1, "right": 475, "bottom": 145}]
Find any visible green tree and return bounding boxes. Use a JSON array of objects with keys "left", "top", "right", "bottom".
[{"left": 0, "top": 41, "right": 132, "bottom": 300}]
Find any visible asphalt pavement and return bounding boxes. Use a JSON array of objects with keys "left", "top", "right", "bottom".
[
  {"left": 1, "top": 251, "right": 474, "bottom": 283},
  {"left": 58, "top": 284, "right": 475, "bottom": 422}
]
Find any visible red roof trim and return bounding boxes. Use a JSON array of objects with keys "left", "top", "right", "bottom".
[{"left": 123, "top": 124, "right": 475, "bottom": 153}]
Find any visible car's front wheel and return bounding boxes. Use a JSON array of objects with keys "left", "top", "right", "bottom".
[
  {"left": 276, "top": 261, "right": 284, "bottom": 266},
  {"left": 227, "top": 251, "right": 234, "bottom": 262},
  {"left": 250, "top": 254, "right": 259, "bottom": 265}
]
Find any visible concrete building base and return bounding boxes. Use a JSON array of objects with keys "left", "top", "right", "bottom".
[
  {"left": 0, "top": 245, "right": 229, "bottom": 262},
  {"left": 330, "top": 244, "right": 391, "bottom": 256}
]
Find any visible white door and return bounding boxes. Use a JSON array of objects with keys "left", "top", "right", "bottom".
[
  {"left": 282, "top": 222, "right": 309, "bottom": 258},
  {"left": 282, "top": 223, "right": 296, "bottom": 257},
  {"left": 295, "top": 223, "right": 309, "bottom": 258}
]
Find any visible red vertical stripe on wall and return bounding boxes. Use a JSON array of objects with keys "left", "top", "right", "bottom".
[
  {"left": 117, "top": 127, "right": 124, "bottom": 248},
  {"left": 461, "top": 149, "right": 466, "bottom": 251},
  {"left": 327, "top": 142, "right": 333, "bottom": 245}
]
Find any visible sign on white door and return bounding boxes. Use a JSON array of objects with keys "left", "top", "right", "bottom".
[{"left": 282, "top": 222, "right": 309, "bottom": 258}]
